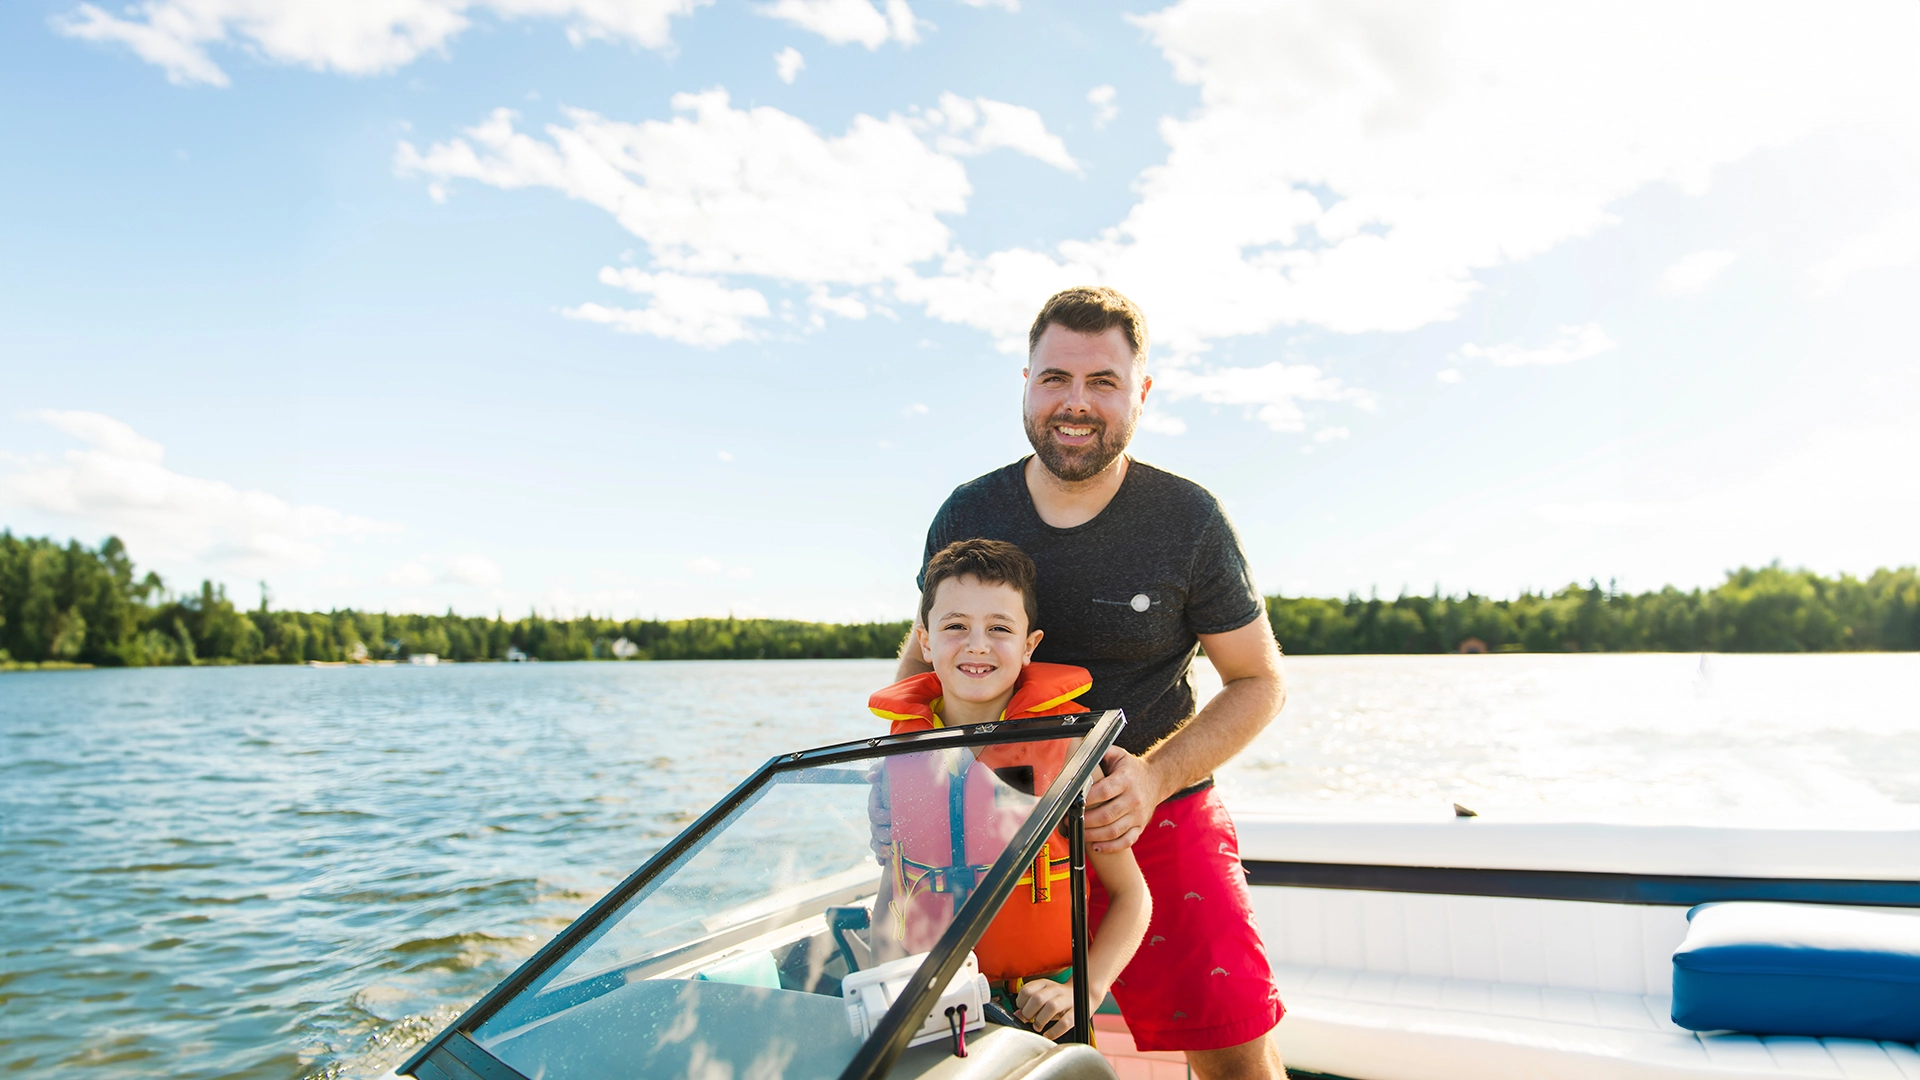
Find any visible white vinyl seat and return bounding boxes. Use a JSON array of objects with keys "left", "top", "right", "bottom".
[{"left": 1272, "top": 962, "right": 1920, "bottom": 1079}]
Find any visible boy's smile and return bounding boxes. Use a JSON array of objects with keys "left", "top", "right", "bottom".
[{"left": 916, "top": 574, "right": 1044, "bottom": 725}]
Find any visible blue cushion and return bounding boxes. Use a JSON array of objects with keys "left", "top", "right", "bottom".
[{"left": 1671, "top": 902, "right": 1920, "bottom": 1042}]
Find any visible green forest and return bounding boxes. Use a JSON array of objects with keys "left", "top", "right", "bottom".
[
  {"left": 0, "top": 533, "right": 909, "bottom": 668},
  {"left": 1267, "top": 566, "right": 1920, "bottom": 654},
  {"left": 2, "top": 531, "right": 1916, "bottom": 668}
]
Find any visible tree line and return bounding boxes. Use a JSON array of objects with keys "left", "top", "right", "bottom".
[
  {"left": 2, "top": 531, "right": 1916, "bottom": 668},
  {"left": 1267, "top": 566, "right": 1920, "bottom": 654},
  {"left": 0, "top": 533, "right": 908, "bottom": 667}
]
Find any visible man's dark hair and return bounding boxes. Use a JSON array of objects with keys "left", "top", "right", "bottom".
[
  {"left": 919, "top": 538, "right": 1040, "bottom": 631},
  {"left": 1026, "top": 286, "right": 1149, "bottom": 363}
]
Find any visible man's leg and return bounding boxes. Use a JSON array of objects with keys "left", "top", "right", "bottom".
[
  {"left": 1186, "top": 1032, "right": 1285, "bottom": 1080},
  {"left": 1088, "top": 787, "right": 1285, "bottom": 1063}
]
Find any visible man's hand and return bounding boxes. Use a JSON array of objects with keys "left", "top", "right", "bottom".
[
  {"left": 1085, "top": 617, "right": 1287, "bottom": 854},
  {"left": 1083, "top": 747, "right": 1165, "bottom": 854}
]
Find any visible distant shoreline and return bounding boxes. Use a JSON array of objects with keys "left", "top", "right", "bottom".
[
  {"left": 4, "top": 532, "right": 1915, "bottom": 668},
  {"left": 10, "top": 649, "right": 1920, "bottom": 678}
]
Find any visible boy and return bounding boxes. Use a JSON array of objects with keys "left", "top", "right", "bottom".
[{"left": 867, "top": 538, "right": 1151, "bottom": 1040}]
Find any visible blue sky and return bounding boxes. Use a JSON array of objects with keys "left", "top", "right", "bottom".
[{"left": 2, "top": 0, "right": 1917, "bottom": 621}]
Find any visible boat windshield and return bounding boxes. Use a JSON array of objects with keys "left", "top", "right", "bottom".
[{"left": 409, "top": 712, "right": 1120, "bottom": 1080}]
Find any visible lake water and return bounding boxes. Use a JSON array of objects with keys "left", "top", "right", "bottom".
[{"left": 4, "top": 655, "right": 1917, "bottom": 1078}]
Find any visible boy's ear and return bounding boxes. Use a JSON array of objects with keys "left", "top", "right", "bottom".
[
  {"left": 1022, "top": 628, "right": 1043, "bottom": 664},
  {"left": 916, "top": 622, "right": 933, "bottom": 664}
]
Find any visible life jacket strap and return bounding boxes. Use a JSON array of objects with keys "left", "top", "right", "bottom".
[
  {"left": 897, "top": 848, "right": 994, "bottom": 896},
  {"left": 1016, "top": 850, "right": 1073, "bottom": 904}
]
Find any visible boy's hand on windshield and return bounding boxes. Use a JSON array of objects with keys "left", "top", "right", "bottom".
[
  {"left": 1084, "top": 747, "right": 1161, "bottom": 853},
  {"left": 1014, "top": 979, "right": 1076, "bottom": 1041}
]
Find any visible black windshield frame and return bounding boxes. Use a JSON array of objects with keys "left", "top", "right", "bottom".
[{"left": 399, "top": 708, "right": 1126, "bottom": 1080}]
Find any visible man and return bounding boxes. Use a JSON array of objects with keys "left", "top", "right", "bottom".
[{"left": 895, "top": 286, "right": 1289, "bottom": 1080}]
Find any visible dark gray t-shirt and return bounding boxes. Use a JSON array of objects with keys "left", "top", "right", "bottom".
[{"left": 919, "top": 458, "right": 1263, "bottom": 756}]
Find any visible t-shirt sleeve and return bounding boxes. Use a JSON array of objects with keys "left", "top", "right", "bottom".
[
  {"left": 1185, "top": 504, "right": 1264, "bottom": 636},
  {"left": 916, "top": 497, "right": 957, "bottom": 592}
]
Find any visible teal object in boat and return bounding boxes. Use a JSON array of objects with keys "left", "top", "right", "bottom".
[{"left": 695, "top": 950, "right": 782, "bottom": 989}]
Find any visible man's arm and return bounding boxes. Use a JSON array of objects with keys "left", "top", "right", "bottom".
[
  {"left": 1082, "top": 614, "right": 1286, "bottom": 853},
  {"left": 893, "top": 624, "right": 932, "bottom": 681}
]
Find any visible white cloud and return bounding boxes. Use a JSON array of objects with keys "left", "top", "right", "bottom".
[
  {"left": 1312, "top": 426, "right": 1350, "bottom": 444},
  {"left": 1661, "top": 250, "right": 1738, "bottom": 295},
  {"left": 957, "top": 0, "right": 1016, "bottom": 9},
  {"left": 566, "top": 266, "right": 770, "bottom": 346},
  {"left": 757, "top": 0, "right": 916, "bottom": 48},
  {"left": 447, "top": 553, "right": 504, "bottom": 586},
  {"left": 1087, "top": 84, "right": 1118, "bottom": 128},
  {"left": 687, "top": 555, "right": 753, "bottom": 579},
  {"left": 388, "top": 0, "right": 1920, "bottom": 434},
  {"left": 68, "top": 0, "right": 1920, "bottom": 405},
  {"left": 1153, "top": 361, "right": 1373, "bottom": 433},
  {"left": 774, "top": 45, "right": 805, "bottom": 83},
  {"left": 373, "top": 552, "right": 504, "bottom": 604},
  {"left": 53, "top": 0, "right": 707, "bottom": 87},
  {"left": 1808, "top": 207, "right": 1920, "bottom": 298},
  {"left": 1536, "top": 501, "right": 1645, "bottom": 526},
  {"left": 3, "top": 410, "right": 396, "bottom": 568},
  {"left": 1453, "top": 323, "right": 1615, "bottom": 368},
  {"left": 895, "top": 1, "right": 1920, "bottom": 354},
  {"left": 916, "top": 93, "right": 1078, "bottom": 173},
  {"left": 56, "top": 2, "right": 233, "bottom": 86},
  {"left": 894, "top": 248, "right": 1089, "bottom": 352},
  {"left": 35, "top": 410, "right": 164, "bottom": 463},
  {"left": 387, "top": 560, "right": 435, "bottom": 588},
  {"left": 1137, "top": 410, "right": 1187, "bottom": 436},
  {"left": 808, "top": 287, "right": 868, "bottom": 320},
  {"left": 716, "top": 449, "right": 734, "bottom": 461},
  {"left": 399, "top": 94, "right": 968, "bottom": 287},
  {"left": 1435, "top": 368, "right": 1463, "bottom": 384}
]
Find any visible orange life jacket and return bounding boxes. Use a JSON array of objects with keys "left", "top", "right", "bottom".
[{"left": 867, "top": 662, "right": 1094, "bottom": 982}]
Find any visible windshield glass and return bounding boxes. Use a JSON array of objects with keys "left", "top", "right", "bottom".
[{"left": 465, "top": 727, "right": 1091, "bottom": 1080}]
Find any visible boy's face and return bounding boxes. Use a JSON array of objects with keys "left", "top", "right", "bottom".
[{"left": 917, "top": 575, "right": 1044, "bottom": 711}]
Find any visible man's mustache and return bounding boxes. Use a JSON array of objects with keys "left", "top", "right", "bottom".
[{"left": 1038, "top": 413, "right": 1107, "bottom": 436}]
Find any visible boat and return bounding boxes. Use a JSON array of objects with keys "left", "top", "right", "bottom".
[
  {"left": 402, "top": 709, "right": 1130, "bottom": 1080},
  {"left": 399, "top": 709, "right": 1920, "bottom": 1080}
]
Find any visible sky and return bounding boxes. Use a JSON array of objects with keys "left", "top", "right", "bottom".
[{"left": 1, "top": 0, "right": 1917, "bottom": 623}]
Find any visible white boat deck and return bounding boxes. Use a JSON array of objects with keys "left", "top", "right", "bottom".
[
  {"left": 1233, "top": 816, "right": 1920, "bottom": 1080},
  {"left": 1274, "top": 961, "right": 1920, "bottom": 1080}
]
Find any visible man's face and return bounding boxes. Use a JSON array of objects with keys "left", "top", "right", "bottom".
[{"left": 1022, "top": 324, "right": 1151, "bottom": 483}]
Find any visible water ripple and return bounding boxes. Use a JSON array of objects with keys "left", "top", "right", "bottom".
[
  {"left": 6, "top": 655, "right": 1916, "bottom": 1078},
  {"left": 0, "top": 661, "right": 888, "bottom": 1079}
]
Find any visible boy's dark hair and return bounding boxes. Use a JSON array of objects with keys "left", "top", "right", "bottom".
[
  {"left": 919, "top": 539, "right": 1040, "bottom": 631},
  {"left": 1027, "top": 285, "right": 1149, "bottom": 364}
]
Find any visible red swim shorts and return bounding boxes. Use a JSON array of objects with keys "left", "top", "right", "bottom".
[{"left": 1088, "top": 784, "right": 1284, "bottom": 1053}]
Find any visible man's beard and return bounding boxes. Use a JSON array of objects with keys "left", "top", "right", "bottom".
[{"left": 1024, "top": 409, "right": 1135, "bottom": 483}]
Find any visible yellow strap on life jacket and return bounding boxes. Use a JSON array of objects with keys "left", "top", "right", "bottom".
[{"left": 1013, "top": 849, "right": 1073, "bottom": 903}]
